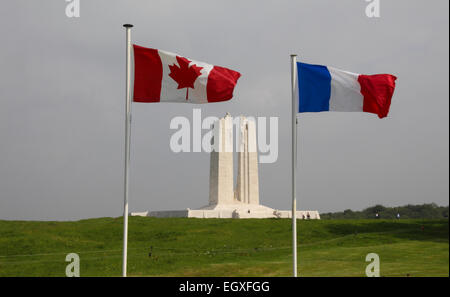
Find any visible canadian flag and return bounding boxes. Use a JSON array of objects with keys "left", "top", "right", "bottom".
[{"left": 132, "top": 44, "right": 241, "bottom": 103}]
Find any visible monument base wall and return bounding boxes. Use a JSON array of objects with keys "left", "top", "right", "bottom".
[{"left": 131, "top": 205, "right": 320, "bottom": 219}]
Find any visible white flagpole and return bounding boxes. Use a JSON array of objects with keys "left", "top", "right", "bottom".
[
  {"left": 290, "top": 54, "right": 298, "bottom": 277},
  {"left": 122, "top": 23, "right": 133, "bottom": 277}
]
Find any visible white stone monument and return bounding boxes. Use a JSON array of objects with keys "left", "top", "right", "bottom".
[
  {"left": 209, "top": 113, "right": 234, "bottom": 206},
  {"left": 133, "top": 113, "right": 320, "bottom": 219},
  {"left": 235, "top": 116, "right": 259, "bottom": 205}
]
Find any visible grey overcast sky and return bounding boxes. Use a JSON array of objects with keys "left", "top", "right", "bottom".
[{"left": 0, "top": 0, "right": 448, "bottom": 220}]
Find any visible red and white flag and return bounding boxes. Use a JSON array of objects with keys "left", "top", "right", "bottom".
[{"left": 132, "top": 44, "right": 241, "bottom": 103}]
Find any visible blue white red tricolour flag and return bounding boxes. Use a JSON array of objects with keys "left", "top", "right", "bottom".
[
  {"left": 297, "top": 62, "right": 397, "bottom": 118},
  {"left": 133, "top": 44, "right": 241, "bottom": 104}
]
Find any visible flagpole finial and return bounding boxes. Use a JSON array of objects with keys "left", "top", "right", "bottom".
[{"left": 123, "top": 24, "right": 134, "bottom": 28}]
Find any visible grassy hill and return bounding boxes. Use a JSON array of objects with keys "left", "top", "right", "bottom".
[{"left": 0, "top": 218, "right": 448, "bottom": 277}]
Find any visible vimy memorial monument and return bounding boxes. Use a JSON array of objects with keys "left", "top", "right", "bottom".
[{"left": 133, "top": 113, "right": 320, "bottom": 219}]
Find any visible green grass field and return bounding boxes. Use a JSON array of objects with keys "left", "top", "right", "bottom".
[{"left": 0, "top": 218, "right": 448, "bottom": 277}]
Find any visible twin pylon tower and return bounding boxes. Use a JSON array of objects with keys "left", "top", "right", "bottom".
[
  {"left": 209, "top": 113, "right": 259, "bottom": 206},
  {"left": 137, "top": 112, "right": 320, "bottom": 219}
]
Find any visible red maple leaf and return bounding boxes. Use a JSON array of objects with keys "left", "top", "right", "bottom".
[{"left": 168, "top": 56, "right": 203, "bottom": 100}]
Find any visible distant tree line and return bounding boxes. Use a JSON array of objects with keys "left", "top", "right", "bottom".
[{"left": 320, "top": 203, "right": 449, "bottom": 220}]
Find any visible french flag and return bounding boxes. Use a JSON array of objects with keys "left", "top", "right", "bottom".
[
  {"left": 297, "top": 62, "right": 397, "bottom": 118},
  {"left": 133, "top": 44, "right": 241, "bottom": 104}
]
